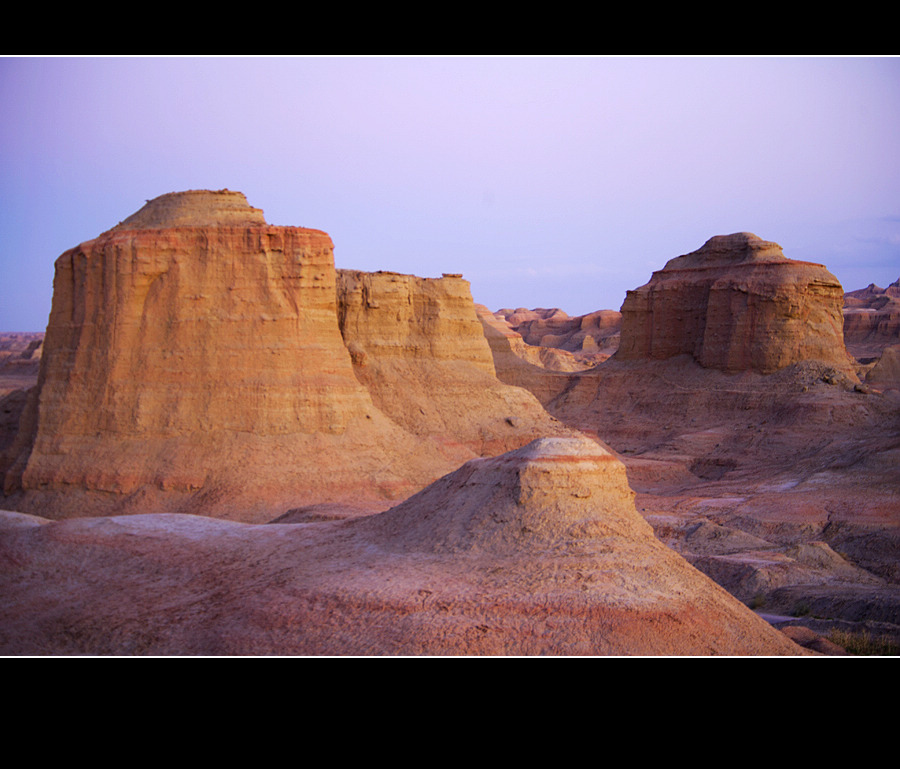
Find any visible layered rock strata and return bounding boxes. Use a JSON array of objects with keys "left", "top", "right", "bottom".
[
  {"left": 336, "top": 270, "right": 572, "bottom": 456},
  {"left": 496, "top": 306, "right": 621, "bottom": 360},
  {"left": 616, "top": 233, "right": 854, "bottom": 374},
  {"left": 4, "top": 192, "right": 400, "bottom": 515},
  {"left": 843, "top": 280, "right": 900, "bottom": 364},
  {"left": 476, "top": 305, "right": 582, "bottom": 407},
  {"left": 3, "top": 191, "right": 568, "bottom": 520}
]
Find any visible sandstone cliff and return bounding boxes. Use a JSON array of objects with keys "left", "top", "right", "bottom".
[
  {"left": 336, "top": 270, "right": 573, "bottom": 457},
  {"left": 616, "top": 233, "right": 854, "bottom": 375},
  {"left": 3, "top": 191, "right": 569, "bottom": 521}
]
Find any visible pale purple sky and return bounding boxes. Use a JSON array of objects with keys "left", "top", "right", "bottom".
[{"left": 2, "top": 55, "right": 899, "bottom": 331}]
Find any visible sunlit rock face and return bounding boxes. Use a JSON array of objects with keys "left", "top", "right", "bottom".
[
  {"left": 3, "top": 190, "right": 576, "bottom": 520},
  {"left": 2, "top": 191, "right": 438, "bottom": 516},
  {"left": 336, "top": 269, "right": 574, "bottom": 457},
  {"left": 616, "top": 233, "right": 854, "bottom": 374},
  {"left": 40, "top": 195, "right": 366, "bottom": 441}
]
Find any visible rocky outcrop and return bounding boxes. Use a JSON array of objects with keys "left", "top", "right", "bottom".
[
  {"left": 496, "top": 306, "right": 621, "bottom": 360},
  {"left": 843, "top": 280, "right": 900, "bottom": 364},
  {"left": 0, "top": 334, "right": 43, "bottom": 397},
  {"left": 338, "top": 270, "right": 497, "bottom": 375},
  {"left": 865, "top": 343, "right": 900, "bottom": 389},
  {"left": 2, "top": 191, "right": 567, "bottom": 521},
  {"left": 3, "top": 192, "right": 412, "bottom": 517},
  {"left": 110, "top": 188, "right": 267, "bottom": 230},
  {"left": 616, "top": 233, "right": 854, "bottom": 375},
  {"left": 336, "top": 271, "right": 573, "bottom": 456},
  {"left": 357, "top": 435, "right": 647, "bottom": 554},
  {"left": 476, "top": 305, "right": 582, "bottom": 407},
  {"left": 0, "top": 437, "right": 809, "bottom": 655}
]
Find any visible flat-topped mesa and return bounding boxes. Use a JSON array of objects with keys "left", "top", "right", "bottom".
[
  {"left": 2, "top": 191, "right": 439, "bottom": 515},
  {"left": 4, "top": 189, "right": 578, "bottom": 519},
  {"left": 110, "top": 189, "right": 267, "bottom": 230},
  {"left": 616, "top": 233, "right": 855, "bottom": 375},
  {"left": 337, "top": 269, "right": 496, "bottom": 374}
]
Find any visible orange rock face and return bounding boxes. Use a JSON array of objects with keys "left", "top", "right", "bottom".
[
  {"left": 336, "top": 270, "right": 574, "bottom": 457},
  {"left": 338, "top": 269, "right": 497, "bottom": 375},
  {"left": 616, "top": 233, "right": 854, "bottom": 374},
  {"left": 6, "top": 192, "right": 393, "bottom": 510},
  {"left": 3, "top": 191, "right": 573, "bottom": 520}
]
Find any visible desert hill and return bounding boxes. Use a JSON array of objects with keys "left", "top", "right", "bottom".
[{"left": 0, "top": 436, "right": 807, "bottom": 655}]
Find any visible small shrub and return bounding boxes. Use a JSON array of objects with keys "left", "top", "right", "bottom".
[
  {"left": 748, "top": 593, "right": 766, "bottom": 610},
  {"left": 828, "top": 629, "right": 900, "bottom": 656}
]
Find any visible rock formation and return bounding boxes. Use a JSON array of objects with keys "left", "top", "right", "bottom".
[
  {"left": 476, "top": 305, "right": 583, "bottom": 407},
  {"left": 357, "top": 435, "right": 649, "bottom": 554},
  {"left": 865, "top": 343, "right": 900, "bottom": 389},
  {"left": 843, "top": 280, "right": 900, "bottom": 364},
  {"left": 4, "top": 196, "right": 896, "bottom": 656},
  {"left": 0, "top": 436, "right": 809, "bottom": 655},
  {"left": 616, "top": 233, "right": 854, "bottom": 374},
  {"left": 2, "top": 190, "right": 568, "bottom": 521},
  {"left": 0, "top": 334, "right": 43, "bottom": 397},
  {"left": 495, "top": 306, "right": 621, "bottom": 360},
  {"left": 336, "top": 271, "right": 569, "bottom": 457}
]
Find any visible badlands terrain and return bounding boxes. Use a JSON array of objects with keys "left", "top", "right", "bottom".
[{"left": 1, "top": 190, "right": 898, "bottom": 656}]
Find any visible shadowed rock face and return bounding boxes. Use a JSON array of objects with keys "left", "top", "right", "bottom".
[{"left": 616, "top": 233, "right": 854, "bottom": 374}]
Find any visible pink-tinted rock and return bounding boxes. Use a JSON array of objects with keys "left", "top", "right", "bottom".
[
  {"left": 616, "top": 233, "right": 854, "bottom": 374},
  {"left": 843, "top": 280, "right": 900, "bottom": 363},
  {"left": 0, "top": 437, "right": 811, "bottom": 656}
]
